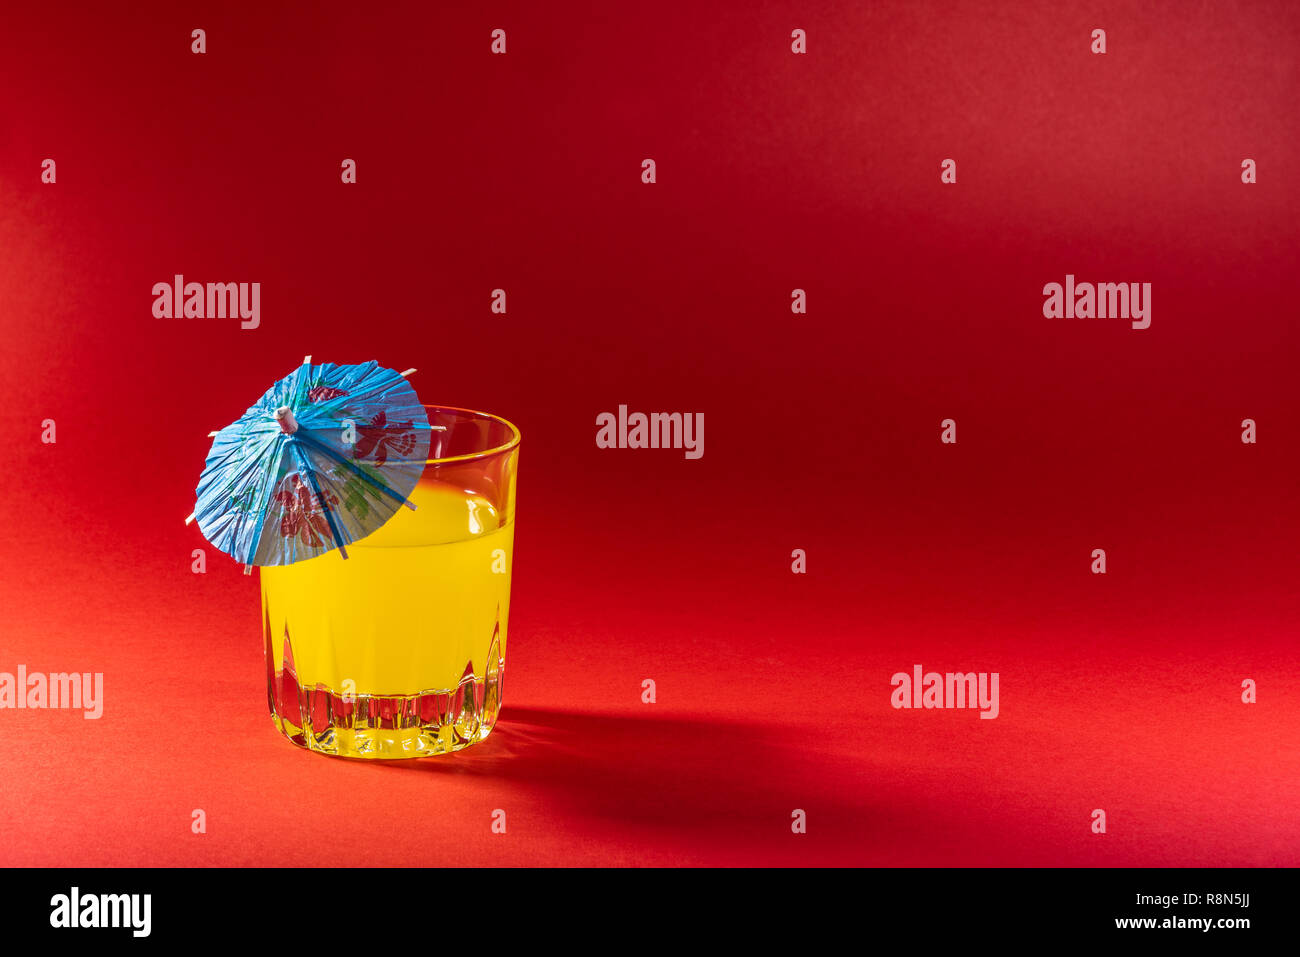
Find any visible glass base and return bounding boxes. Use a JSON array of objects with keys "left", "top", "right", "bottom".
[{"left": 266, "top": 632, "right": 504, "bottom": 759}]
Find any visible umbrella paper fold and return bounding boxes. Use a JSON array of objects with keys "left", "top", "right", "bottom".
[{"left": 193, "top": 358, "right": 433, "bottom": 567}]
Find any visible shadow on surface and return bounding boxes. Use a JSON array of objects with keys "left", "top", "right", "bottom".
[{"left": 370, "top": 706, "right": 868, "bottom": 859}]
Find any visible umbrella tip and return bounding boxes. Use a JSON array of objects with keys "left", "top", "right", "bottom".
[{"left": 275, "top": 406, "right": 299, "bottom": 434}]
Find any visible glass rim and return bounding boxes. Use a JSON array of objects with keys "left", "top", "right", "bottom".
[{"left": 421, "top": 404, "right": 521, "bottom": 465}]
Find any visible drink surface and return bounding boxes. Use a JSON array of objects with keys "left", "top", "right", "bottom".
[{"left": 261, "top": 476, "right": 512, "bottom": 695}]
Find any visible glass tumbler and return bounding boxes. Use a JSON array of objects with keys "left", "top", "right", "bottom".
[{"left": 260, "top": 406, "right": 520, "bottom": 758}]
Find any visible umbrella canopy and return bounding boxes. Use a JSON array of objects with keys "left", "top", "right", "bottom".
[{"left": 191, "top": 357, "right": 432, "bottom": 567}]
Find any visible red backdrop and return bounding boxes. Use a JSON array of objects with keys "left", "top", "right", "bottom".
[{"left": 1, "top": 0, "right": 1297, "bottom": 866}]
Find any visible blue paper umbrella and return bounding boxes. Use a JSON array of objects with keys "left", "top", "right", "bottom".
[{"left": 191, "top": 357, "right": 432, "bottom": 568}]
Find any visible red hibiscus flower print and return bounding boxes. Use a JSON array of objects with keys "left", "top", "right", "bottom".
[
  {"left": 307, "top": 384, "right": 349, "bottom": 403},
  {"left": 273, "top": 473, "right": 339, "bottom": 547},
  {"left": 352, "top": 410, "right": 417, "bottom": 467}
]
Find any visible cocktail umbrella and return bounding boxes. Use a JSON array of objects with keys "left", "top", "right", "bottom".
[{"left": 188, "top": 357, "right": 433, "bottom": 570}]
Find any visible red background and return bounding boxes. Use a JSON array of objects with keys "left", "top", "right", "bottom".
[{"left": 1, "top": 0, "right": 1297, "bottom": 866}]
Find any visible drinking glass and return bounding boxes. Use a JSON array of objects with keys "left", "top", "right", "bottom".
[{"left": 260, "top": 406, "right": 520, "bottom": 758}]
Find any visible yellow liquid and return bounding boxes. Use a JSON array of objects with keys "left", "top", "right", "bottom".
[{"left": 261, "top": 477, "right": 512, "bottom": 758}]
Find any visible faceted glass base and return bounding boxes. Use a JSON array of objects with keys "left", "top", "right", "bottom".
[{"left": 267, "top": 631, "right": 504, "bottom": 759}]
